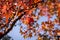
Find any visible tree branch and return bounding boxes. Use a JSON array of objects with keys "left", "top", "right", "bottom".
[{"left": 0, "top": 1, "right": 42, "bottom": 39}]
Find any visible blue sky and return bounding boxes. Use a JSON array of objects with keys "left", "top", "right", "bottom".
[
  {"left": 8, "top": 14, "right": 57, "bottom": 40},
  {"left": 8, "top": 20, "right": 38, "bottom": 40}
]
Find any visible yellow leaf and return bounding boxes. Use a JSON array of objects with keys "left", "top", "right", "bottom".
[
  {"left": 38, "top": 36, "right": 42, "bottom": 40},
  {"left": 23, "top": 35, "right": 28, "bottom": 39}
]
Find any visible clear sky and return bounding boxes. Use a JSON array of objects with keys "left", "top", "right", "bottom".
[{"left": 8, "top": 14, "right": 57, "bottom": 40}]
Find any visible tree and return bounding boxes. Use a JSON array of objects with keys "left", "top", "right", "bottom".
[
  {"left": 1, "top": 35, "right": 13, "bottom": 40},
  {"left": 0, "top": 0, "right": 60, "bottom": 40}
]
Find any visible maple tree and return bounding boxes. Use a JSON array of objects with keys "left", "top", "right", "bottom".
[{"left": 0, "top": 0, "right": 60, "bottom": 40}]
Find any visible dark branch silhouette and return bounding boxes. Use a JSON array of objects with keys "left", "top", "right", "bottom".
[{"left": 0, "top": 1, "right": 42, "bottom": 39}]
